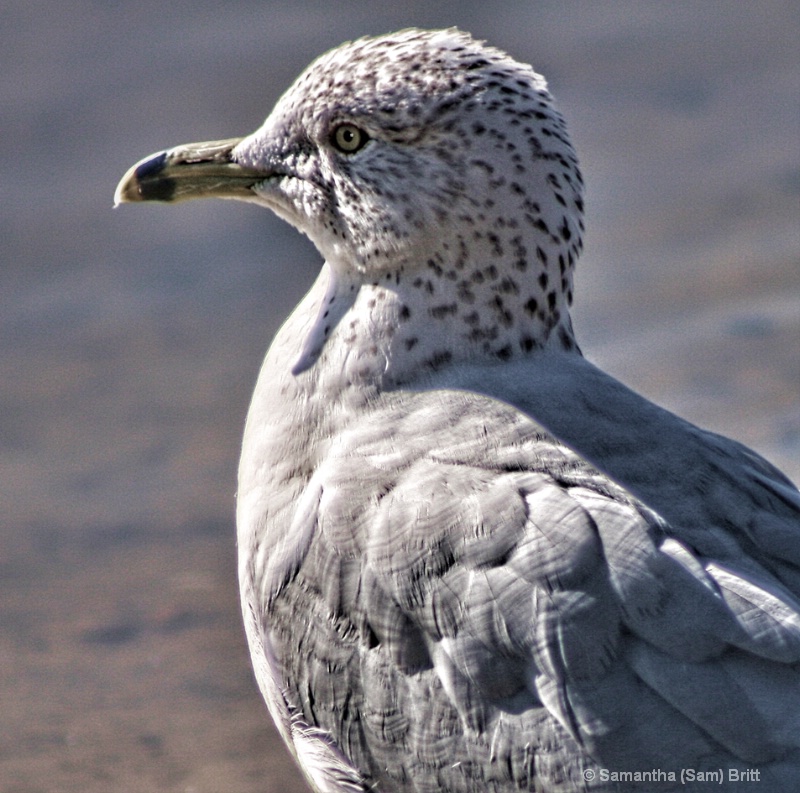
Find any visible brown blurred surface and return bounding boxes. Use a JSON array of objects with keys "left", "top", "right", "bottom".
[{"left": 1, "top": 2, "right": 798, "bottom": 791}]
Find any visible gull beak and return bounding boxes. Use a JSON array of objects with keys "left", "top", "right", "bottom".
[{"left": 114, "top": 138, "right": 267, "bottom": 206}]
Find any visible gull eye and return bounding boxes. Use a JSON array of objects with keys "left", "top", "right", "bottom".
[{"left": 331, "top": 123, "right": 368, "bottom": 154}]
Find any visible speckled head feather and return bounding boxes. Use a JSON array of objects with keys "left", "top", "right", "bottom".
[
  {"left": 115, "top": 29, "right": 586, "bottom": 375},
  {"left": 229, "top": 28, "right": 585, "bottom": 373}
]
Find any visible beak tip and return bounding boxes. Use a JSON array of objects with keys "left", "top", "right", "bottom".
[
  {"left": 115, "top": 151, "right": 174, "bottom": 205},
  {"left": 113, "top": 181, "right": 131, "bottom": 207}
]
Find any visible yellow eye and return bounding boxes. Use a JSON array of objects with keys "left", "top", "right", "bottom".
[{"left": 331, "top": 123, "right": 368, "bottom": 153}]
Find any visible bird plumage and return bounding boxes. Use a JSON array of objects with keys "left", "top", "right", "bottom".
[{"left": 116, "top": 27, "right": 800, "bottom": 792}]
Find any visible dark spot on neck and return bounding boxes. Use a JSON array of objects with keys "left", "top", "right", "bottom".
[{"left": 424, "top": 351, "right": 453, "bottom": 370}]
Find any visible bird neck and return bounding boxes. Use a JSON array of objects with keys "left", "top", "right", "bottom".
[{"left": 304, "top": 260, "right": 581, "bottom": 391}]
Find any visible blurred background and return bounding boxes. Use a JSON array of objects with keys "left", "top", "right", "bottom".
[{"left": 1, "top": 1, "right": 798, "bottom": 791}]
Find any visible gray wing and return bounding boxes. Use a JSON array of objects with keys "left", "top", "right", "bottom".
[{"left": 258, "top": 389, "right": 800, "bottom": 792}]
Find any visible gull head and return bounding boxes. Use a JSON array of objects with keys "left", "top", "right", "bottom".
[{"left": 116, "top": 28, "right": 586, "bottom": 374}]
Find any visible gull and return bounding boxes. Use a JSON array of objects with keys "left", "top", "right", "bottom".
[{"left": 115, "top": 28, "right": 800, "bottom": 793}]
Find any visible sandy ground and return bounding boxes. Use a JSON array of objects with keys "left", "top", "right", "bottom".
[{"left": 1, "top": 2, "right": 798, "bottom": 791}]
